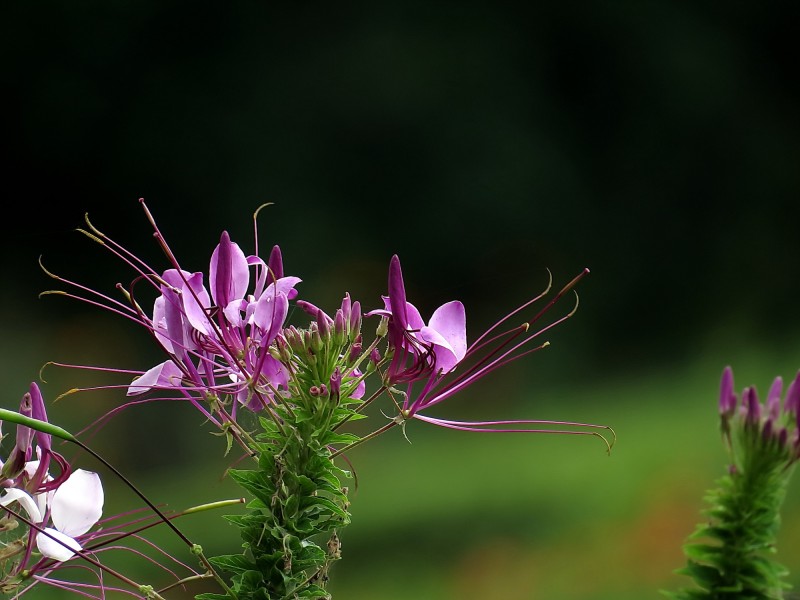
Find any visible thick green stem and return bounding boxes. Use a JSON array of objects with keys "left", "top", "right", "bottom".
[
  {"left": 669, "top": 427, "right": 795, "bottom": 600},
  {"left": 203, "top": 410, "right": 353, "bottom": 600}
]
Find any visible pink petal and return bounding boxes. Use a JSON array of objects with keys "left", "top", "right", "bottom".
[
  {"left": 404, "top": 302, "right": 426, "bottom": 330},
  {"left": 253, "top": 291, "right": 289, "bottom": 337},
  {"left": 417, "top": 326, "right": 459, "bottom": 373},
  {"left": 152, "top": 295, "right": 174, "bottom": 353},
  {"left": 427, "top": 301, "right": 467, "bottom": 362},
  {"left": 272, "top": 276, "right": 302, "bottom": 300},
  {"left": 127, "top": 360, "right": 183, "bottom": 395},
  {"left": 181, "top": 272, "right": 212, "bottom": 335},
  {"left": 210, "top": 232, "right": 250, "bottom": 306}
]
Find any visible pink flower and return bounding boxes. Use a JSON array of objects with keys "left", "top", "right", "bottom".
[{"left": 373, "top": 255, "right": 612, "bottom": 448}]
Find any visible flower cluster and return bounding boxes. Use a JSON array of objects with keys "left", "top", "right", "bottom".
[
  {"left": 719, "top": 366, "right": 800, "bottom": 466},
  {"left": 35, "top": 201, "right": 612, "bottom": 599},
  {"left": 670, "top": 367, "right": 800, "bottom": 600},
  {"left": 47, "top": 201, "right": 612, "bottom": 450}
]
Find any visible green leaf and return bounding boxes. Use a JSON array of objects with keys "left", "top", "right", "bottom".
[
  {"left": 676, "top": 561, "right": 721, "bottom": 590},
  {"left": 208, "top": 553, "right": 255, "bottom": 574}
]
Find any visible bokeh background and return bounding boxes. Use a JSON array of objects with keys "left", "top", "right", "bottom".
[{"left": 4, "top": 2, "right": 800, "bottom": 599}]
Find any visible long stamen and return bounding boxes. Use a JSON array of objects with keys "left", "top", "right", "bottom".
[{"left": 413, "top": 415, "right": 616, "bottom": 454}]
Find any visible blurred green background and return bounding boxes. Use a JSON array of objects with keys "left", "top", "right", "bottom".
[{"left": 4, "top": 2, "right": 799, "bottom": 599}]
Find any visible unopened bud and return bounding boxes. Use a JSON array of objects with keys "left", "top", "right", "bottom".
[
  {"left": 350, "top": 301, "right": 362, "bottom": 341},
  {"left": 719, "top": 366, "right": 737, "bottom": 418},
  {"left": 267, "top": 245, "right": 284, "bottom": 283},
  {"left": 317, "top": 309, "right": 330, "bottom": 340},
  {"left": 349, "top": 334, "right": 363, "bottom": 363},
  {"left": 743, "top": 387, "right": 761, "bottom": 425},
  {"left": 274, "top": 335, "right": 293, "bottom": 362},
  {"left": 767, "top": 377, "right": 783, "bottom": 420},
  {"left": 340, "top": 293, "right": 352, "bottom": 322},
  {"left": 310, "top": 323, "right": 324, "bottom": 352},
  {"left": 334, "top": 309, "right": 346, "bottom": 342}
]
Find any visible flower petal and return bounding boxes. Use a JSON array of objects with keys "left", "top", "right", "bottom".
[
  {"left": 404, "top": 302, "right": 426, "bottom": 331},
  {"left": 181, "top": 272, "right": 213, "bottom": 335},
  {"left": 253, "top": 290, "right": 289, "bottom": 339},
  {"left": 37, "top": 527, "right": 82, "bottom": 561},
  {"left": 51, "top": 469, "right": 103, "bottom": 537},
  {"left": 127, "top": 360, "right": 183, "bottom": 395},
  {"left": 427, "top": 301, "right": 467, "bottom": 363},
  {"left": 0, "top": 488, "right": 43, "bottom": 523},
  {"left": 210, "top": 231, "right": 250, "bottom": 307}
]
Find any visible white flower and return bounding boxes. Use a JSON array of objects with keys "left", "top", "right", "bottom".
[
  {"left": 0, "top": 469, "right": 104, "bottom": 562},
  {"left": 36, "top": 469, "right": 104, "bottom": 561}
]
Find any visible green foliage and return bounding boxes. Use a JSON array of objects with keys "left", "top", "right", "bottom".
[
  {"left": 204, "top": 335, "right": 364, "bottom": 599},
  {"left": 207, "top": 406, "right": 354, "bottom": 600},
  {"left": 667, "top": 422, "right": 796, "bottom": 599}
]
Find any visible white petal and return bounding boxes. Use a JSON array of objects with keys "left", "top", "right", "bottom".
[
  {"left": 23, "top": 459, "right": 54, "bottom": 516},
  {"left": 51, "top": 469, "right": 103, "bottom": 537},
  {"left": 37, "top": 527, "right": 82, "bottom": 561},
  {"left": 0, "top": 488, "right": 43, "bottom": 523}
]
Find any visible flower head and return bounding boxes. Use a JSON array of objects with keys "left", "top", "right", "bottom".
[
  {"left": 42, "top": 202, "right": 369, "bottom": 452},
  {"left": 720, "top": 366, "right": 800, "bottom": 465},
  {"left": 370, "top": 255, "right": 613, "bottom": 449},
  {"left": 369, "top": 255, "right": 467, "bottom": 385}
]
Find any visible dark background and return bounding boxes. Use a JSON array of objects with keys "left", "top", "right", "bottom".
[
  {"left": 7, "top": 2, "right": 800, "bottom": 371},
  {"left": 3, "top": 3, "right": 800, "bottom": 599}
]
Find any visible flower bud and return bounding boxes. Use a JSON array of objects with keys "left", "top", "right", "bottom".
[
  {"left": 348, "top": 334, "right": 363, "bottom": 364},
  {"left": 317, "top": 309, "right": 330, "bottom": 340},
  {"left": 334, "top": 309, "right": 346, "bottom": 343},
  {"left": 349, "top": 301, "right": 362, "bottom": 341},
  {"left": 310, "top": 322, "right": 324, "bottom": 352},
  {"left": 340, "top": 293, "right": 352, "bottom": 323},
  {"left": 719, "top": 366, "right": 737, "bottom": 418},
  {"left": 742, "top": 387, "right": 761, "bottom": 426},
  {"left": 267, "top": 245, "right": 284, "bottom": 283},
  {"left": 370, "top": 347, "right": 381, "bottom": 365},
  {"left": 766, "top": 376, "right": 783, "bottom": 421}
]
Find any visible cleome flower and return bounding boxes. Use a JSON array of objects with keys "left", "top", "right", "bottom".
[
  {"left": 41, "top": 201, "right": 612, "bottom": 454},
  {"left": 41, "top": 201, "right": 368, "bottom": 447},
  {"left": 1, "top": 469, "right": 104, "bottom": 563},
  {"left": 128, "top": 230, "right": 302, "bottom": 413},
  {"left": 366, "top": 255, "right": 614, "bottom": 450},
  {"left": 1, "top": 383, "right": 215, "bottom": 598},
  {"left": 0, "top": 384, "right": 103, "bottom": 567}
]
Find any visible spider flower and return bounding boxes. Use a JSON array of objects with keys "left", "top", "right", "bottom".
[
  {"left": 42, "top": 202, "right": 370, "bottom": 441},
  {"left": 373, "top": 255, "right": 612, "bottom": 447},
  {"left": 33, "top": 469, "right": 104, "bottom": 562},
  {"left": 0, "top": 385, "right": 102, "bottom": 563},
  {"left": 129, "top": 231, "right": 301, "bottom": 411}
]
